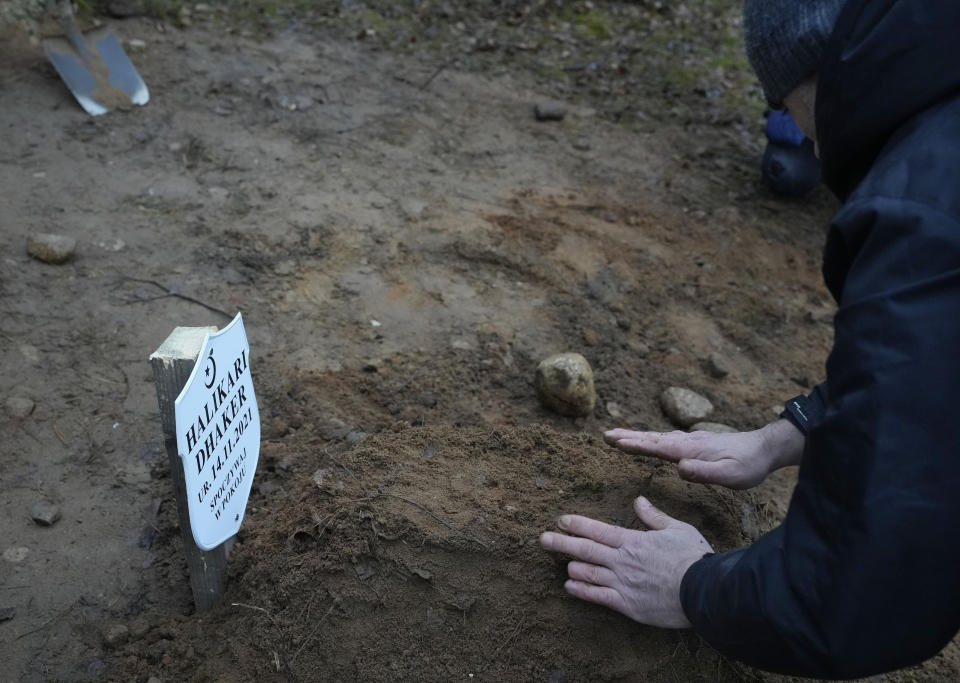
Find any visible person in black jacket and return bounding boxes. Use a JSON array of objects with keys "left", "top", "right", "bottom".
[{"left": 540, "top": 0, "right": 960, "bottom": 677}]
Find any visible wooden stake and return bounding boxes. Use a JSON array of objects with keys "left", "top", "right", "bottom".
[{"left": 150, "top": 326, "right": 228, "bottom": 612}]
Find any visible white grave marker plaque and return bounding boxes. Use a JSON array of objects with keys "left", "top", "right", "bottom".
[{"left": 175, "top": 313, "right": 260, "bottom": 550}]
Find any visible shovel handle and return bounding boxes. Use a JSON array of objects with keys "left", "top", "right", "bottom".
[{"left": 55, "top": 0, "right": 90, "bottom": 62}]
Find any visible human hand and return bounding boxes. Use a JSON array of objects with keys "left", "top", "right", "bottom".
[
  {"left": 603, "top": 419, "right": 804, "bottom": 490},
  {"left": 540, "top": 496, "right": 711, "bottom": 628}
]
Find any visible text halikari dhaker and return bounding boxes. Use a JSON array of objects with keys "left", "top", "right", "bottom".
[{"left": 175, "top": 313, "right": 260, "bottom": 550}]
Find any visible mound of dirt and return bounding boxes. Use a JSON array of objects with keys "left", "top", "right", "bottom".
[{"left": 115, "top": 424, "right": 759, "bottom": 682}]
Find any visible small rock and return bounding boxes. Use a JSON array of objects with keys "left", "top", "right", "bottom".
[
  {"left": 101, "top": 623, "right": 129, "bottom": 649},
  {"left": 411, "top": 567, "right": 432, "bottom": 581},
  {"left": 534, "top": 101, "right": 567, "bottom": 122},
  {"left": 704, "top": 351, "right": 731, "bottom": 379},
  {"left": 147, "top": 677, "right": 162, "bottom": 683},
  {"left": 606, "top": 402, "right": 623, "bottom": 418},
  {"left": 629, "top": 339, "right": 651, "bottom": 357},
  {"left": 582, "top": 328, "right": 599, "bottom": 346},
  {"left": 127, "top": 39, "right": 147, "bottom": 52},
  {"left": 806, "top": 307, "right": 834, "bottom": 324},
  {"left": 2, "top": 547, "right": 29, "bottom": 563},
  {"left": 712, "top": 206, "right": 742, "bottom": 225},
  {"left": 168, "top": 141, "right": 183, "bottom": 153},
  {"left": 5, "top": 396, "right": 35, "bottom": 419},
  {"left": 273, "top": 260, "right": 296, "bottom": 276},
  {"left": 535, "top": 353, "right": 596, "bottom": 417},
  {"left": 27, "top": 233, "right": 76, "bottom": 264},
  {"left": 128, "top": 617, "right": 150, "bottom": 639},
  {"left": 660, "top": 387, "right": 713, "bottom": 427},
  {"left": 771, "top": 404, "right": 785, "bottom": 417},
  {"left": 207, "top": 187, "right": 229, "bottom": 202},
  {"left": 274, "top": 94, "right": 314, "bottom": 111},
  {"left": 106, "top": 0, "right": 146, "bottom": 17},
  {"left": 257, "top": 480, "right": 281, "bottom": 495},
  {"left": 30, "top": 501, "right": 62, "bottom": 526},
  {"left": 0, "top": 607, "right": 15, "bottom": 623},
  {"left": 689, "top": 422, "right": 738, "bottom": 433},
  {"left": 19, "top": 344, "right": 40, "bottom": 364},
  {"left": 345, "top": 430, "right": 367, "bottom": 447}
]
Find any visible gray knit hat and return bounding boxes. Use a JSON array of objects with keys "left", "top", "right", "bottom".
[{"left": 743, "top": 0, "right": 847, "bottom": 107}]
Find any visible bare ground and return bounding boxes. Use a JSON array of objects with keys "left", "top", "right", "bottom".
[{"left": 1, "top": 2, "right": 957, "bottom": 681}]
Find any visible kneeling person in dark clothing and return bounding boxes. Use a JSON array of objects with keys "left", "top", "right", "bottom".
[{"left": 541, "top": 0, "right": 960, "bottom": 677}]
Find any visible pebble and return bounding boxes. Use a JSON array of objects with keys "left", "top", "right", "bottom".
[
  {"left": 27, "top": 233, "right": 76, "bottom": 264},
  {"left": 534, "top": 353, "right": 596, "bottom": 417},
  {"left": 705, "top": 351, "right": 731, "bottom": 379},
  {"left": 5, "top": 396, "right": 35, "bottom": 419},
  {"left": 689, "top": 422, "right": 737, "bottom": 433},
  {"left": 128, "top": 617, "right": 150, "bottom": 639},
  {"left": 345, "top": 430, "right": 367, "bottom": 447},
  {"left": 30, "top": 501, "right": 62, "bottom": 526},
  {"left": 660, "top": 387, "right": 714, "bottom": 427},
  {"left": 606, "top": 402, "right": 623, "bottom": 419},
  {"left": 207, "top": 187, "right": 229, "bottom": 202},
  {"left": 2, "top": 547, "right": 29, "bottom": 563},
  {"left": 581, "top": 328, "right": 599, "bottom": 346},
  {"left": 629, "top": 339, "right": 651, "bottom": 357},
  {"left": 274, "top": 94, "right": 314, "bottom": 111},
  {"left": 534, "top": 101, "right": 567, "bottom": 122},
  {"left": 106, "top": 0, "right": 146, "bottom": 17},
  {"left": 101, "top": 623, "right": 129, "bottom": 649},
  {"left": 712, "top": 206, "right": 742, "bottom": 225}
]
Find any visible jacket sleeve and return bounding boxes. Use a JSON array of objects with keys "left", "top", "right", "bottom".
[{"left": 679, "top": 197, "right": 960, "bottom": 678}]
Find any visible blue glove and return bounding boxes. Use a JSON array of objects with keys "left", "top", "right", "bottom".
[{"left": 765, "top": 110, "right": 807, "bottom": 146}]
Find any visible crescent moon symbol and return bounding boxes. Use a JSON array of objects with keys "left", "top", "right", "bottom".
[{"left": 203, "top": 348, "right": 217, "bottom": 389}]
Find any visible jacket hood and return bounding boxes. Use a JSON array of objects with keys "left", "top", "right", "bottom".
[{"left": 815, "top": 0, "right": 960, "bottom": 200}]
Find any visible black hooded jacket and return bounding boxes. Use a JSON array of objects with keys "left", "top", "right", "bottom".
[{"left": 679, "top": 0, "right": 960, "bottom": 677}]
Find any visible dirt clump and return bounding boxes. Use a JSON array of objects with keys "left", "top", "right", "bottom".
[{"left": 115, "top": 424, "right": 757, "bottom": 682}]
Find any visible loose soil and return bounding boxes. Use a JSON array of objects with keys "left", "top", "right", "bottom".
[
  {"left": 1, "top": 2, "right": 957, "bottom": 682},
  {"left": 124, "top": 424, "right": 762, "bottom": 682}
]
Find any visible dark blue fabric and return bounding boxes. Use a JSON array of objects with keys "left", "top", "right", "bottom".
[
  {"left": 765, "top": 110, "right": 807, "bottom": 146},
  {"left": 680, "top": 0, "right": 960, "bottom": 676}
]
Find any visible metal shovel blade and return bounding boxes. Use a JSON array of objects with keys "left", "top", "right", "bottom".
[{"left": 43, "top": 26, "right": 149, "bottom": 116}]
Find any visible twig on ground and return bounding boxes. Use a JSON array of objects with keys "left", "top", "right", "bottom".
[
  {"left": 16, "top": 602, "right": 75, "bottom": 640},
  {"left": 231, "top": 602, "right": 276, "bottom": 623},
  {"left": 116, "top": 276, "right": 233, "bottom": 320},
  {"left": 51, "top": 422, "right": 67, "bottom": 446},
  {"left": 327, "top": 454, "right": 359, "bottom": 481},
  {"left": 419, "top": 60, "right": 449, "bottom": 90},
  {"left": 290, "top": 601, "right": 337, "bottom": 664},
  {"left": 491, "top": 614, "right": 527, "bottom": 659}
]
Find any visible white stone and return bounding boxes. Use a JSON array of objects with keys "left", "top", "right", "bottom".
[
  {"left": 27, "top": 233, "right": 76, "bottom": 264},
  {"left": 5, "top": 396, "right": 35, "bottom": 419},
  {"left": 2, "top": 547, "right": 29, "bottom": 563},
  {"left": 535, "top": 352, "right": 596, "bottom": 417},
  {"left": 660, "top": 387, "right": 713, "bottom": 427}
]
